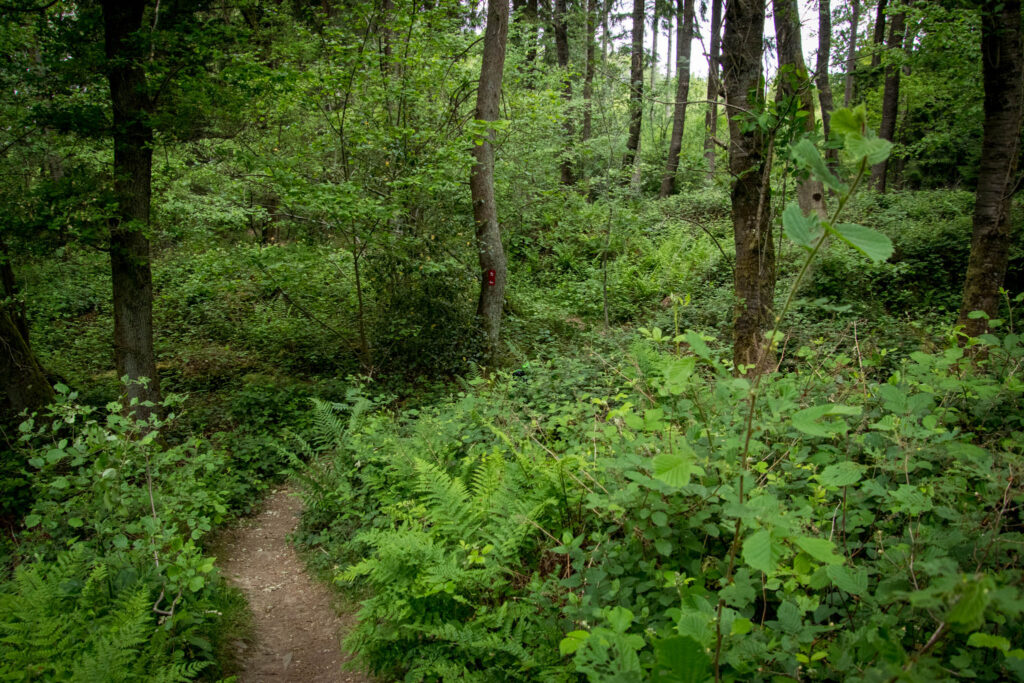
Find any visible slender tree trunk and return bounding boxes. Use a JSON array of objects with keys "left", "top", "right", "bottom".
[
  {"left": 523, "top": 0, "right": 539, "bottom": 84},
  {"left": 472, "top": 0, "right": 510, "bottom": 363},
  {"left": 774, "top": 0, "right": 827, "bottom": 217},
  {"left": 102, "top": 0, "right": 161, "bottom": 418},
  {"left": 959, "top": 0, "right": 1024, "bottom": 337},
  {"left": 649, "top": 9, "right": 658, "bottom": 146},
  {"left": 1, "top": 240, "right": 29, "bottom": 345},
  {"left": 723, "top": 0, "right": 774, "bottom": 372},
  {"left": 871, "top": 0, "right": 888, "bottom": 69},
  {"left": 582, "top": 0, "right": 597, "bottom": 141},
  {"left": 816, "top": 0, "right": 837, "bottom": 164},
  {"left": 871, "top": 6, "right": 905, "bottom": 191},
  {"left": 555, "top": 0, "right": 574, "bottom": 184},
  {"left": 844, "top": 0, "right": 860, "bottom": 106},
  {"left": 703, "top": 0, "right": 723, "bottom": 181},
  {"left": 623, "top": 0, "right": 645, "bottom": 169},
  {"left": 659, "top": 0, "right": 695, "bottom": 197}
]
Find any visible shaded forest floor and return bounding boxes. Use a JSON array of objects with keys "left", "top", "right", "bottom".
[{"left": 213, "top": 486, "right": 372, "bottom": 682}]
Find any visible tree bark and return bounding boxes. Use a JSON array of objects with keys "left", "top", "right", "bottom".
[
  {"left": 0, "top": 245, "right": 52, "bottom": 419},
  {"left": 871, "top": 6, "right": 905, "bottom": 192},
  {"left": 958, "top": 0, "right": 1024, "bottom": 337},
  {"left": 871, "top": 0, "right": 888, "bottom": 69},
  {"left": 659, "top": 0, "right": 695, "bottom": 198},
  {"left": 723, "top": 0, "right": 774, "bottom": 372},
  {"left": 554, "top": 0, "right": 574, "bottom": 184},
  {"left": 102, "top": 0, "right": 162, "bottom": 418},
  {"left": 582, "top": 0, "right": 597, "bottom": 141},
  {"left": 472, "top": 0, "right": 510, "bottom": 363},
  {"left": 844, "top": 0, "right": 860, "bottom": 106},
  {"left": 623, "top": 0, "right": 645, "bottom": 169},
  {"left": 703, "top": 0, "right": 723, "bottom": 181},
  {"left": 774, "top": 0, "right": 827, "bottom": 217},
  {"left": 816, "top": 0, "right": 837, "bottom": 166}
]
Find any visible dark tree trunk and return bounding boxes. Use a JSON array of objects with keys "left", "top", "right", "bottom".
[
  {"left": 554, "top": 0, "right": 574, "bottom": 184},
  {"left": 703, "top": 0, "right": 723, "bottom": 181},
  {"left": 844, "top": 0, "right": 860, "bottom": 106},
  {"left": 871, "top": 6, "right": 905, "bottom": 191},
  {"left": 582, "top": 0, "right": 597, "bottom": 141},
  {"left": 472, "top": 0, "right": 510, "bottom": 363},
  {"left": 816, "top": 0, "right": 837, "bottom": 165},
  {"left": 0, "top": 244, "right": 52, "bottom": 419},
  {"left": 623, "top": 0, "right": 645, "bottom": 169},
  {"left": 0, "top": 240, "right": 29, "bottom": 345},
  {"left": 723, "top": 0, "right": 774, "bottom": 372},
  {"left": 659, "top": 0, "right": 695, "bottom": 197},
  {"left": 774, "top": 0, "right": 827, "bottom": 217},
  {"left": 102, "top": 0, "right": 161, "bottom": 418},
  {"left": 871, "top": 0, "right": 888, "bottom": 69},
  {"left": 959, "top": 0, "right": 1024, "bottom": 337}
]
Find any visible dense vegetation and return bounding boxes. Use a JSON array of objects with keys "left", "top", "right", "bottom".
[{"left": 1, "top": 0, "right": 1023, "bottom": 681}]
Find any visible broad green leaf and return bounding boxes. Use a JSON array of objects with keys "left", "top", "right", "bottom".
[
  {"left": 662, "top": 356, "right": 697, "bottom": 395},
  {"left": 189, "top": 575, "right": 205, "bottom": 591},
  {"left": 684, "top": 330, "right": 711, "bottom": 360},
  {"left": 967, "top": 632, "right": 1010, "bottom": 652},
  {"left": 652, "top": 636, "right": 711, "bottom": 683},
  {"left": 742, "top": 529, "right": 774, "bottom": 574},
  {"left": 730, "top": 617, "right": 753, "bottom": 635},
  {"left": 604, "top": 605, "right": 634, "bottom": 633},
  {"left": 794, "top": 536, "right": 844, "bottom": 565},
  {"left": 24, "top": 514, "right": 41, "bottom": 528},
  {"left": 830, "top": 222, "right": 894, "bottom": 263},
  {"left": 845, "top": 134, "right": 892, "bottom": 165},
  {"left": 947, "top": 578, "right": 992, "bottom": 627},
  {"left": 653, "top": 445, "right": 697, "bottom": 488},
  {"left": 792, "top": 404, "right": 861, "bottom": 438},
  {"left": 830, "top": 106, "right": 867, "bottom": 136},
  {"left": 790, "top": 138, "right": 847, "bottom": 192},
  {"left": 818, "top": 461, "right": 864, "bottom": 487},
  {"left": 559, "top": 630, "right": 590, "bottom": 656},
  {"left": 782, "top": 202, "right": 821, "bottom": 250},
  {"left": 655, "top": 539, "right": 673, "bottom": 556},
  {"left": 826, "top": 565, "right": 869, "bottom": 595}
]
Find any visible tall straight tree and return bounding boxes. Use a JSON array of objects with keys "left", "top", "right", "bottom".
[
  {"left": 871, "top": 0, "right": 888, "bottom": 69},
  {"left": 101, "top": 0, "right": 161, "bottom": 417},
  {"left": 844, "top": 0, "right": 860, "bottom": 105},
  {"left": 472, "top": 0, "right": 510, "bottom": 362},
  {"left": 554, "top": 0, "right": 574, "bottom": 184},
  {"left": 659, "top": 0, "right": 695, "bottom": 197},
  {"left": 723, "top": 0, "right": 773, "bottom": 371},
  {"left": 871, "top": 4, "right": 905, "bottom": 191},
  {"left": 703, "top": 0, "right": 723, "bottom": 180},
  {"left": 816, "top": 0, "right": 836, "bottom": 159},
  {"left": 773, "top": 0, "right": 826, "bottom": 217},
  {"left": 623, "top": 0, "right": 645, "bottom": 168},
  {"left": 581, "top": 0, "right": 598, "bottom": 141},
  {"left": 959, "top": 0, "right": 1024, "bottom": 337}
]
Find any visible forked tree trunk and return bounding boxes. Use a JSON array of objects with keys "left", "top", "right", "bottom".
[
  {"left": 554, "top": 0, "right": 574, "bottom": 184},
  {"left": 774, "top": 0, "right": 827, "bottom": 217},
  {"left": 659, "top": 0, "right": 695, "bottom": 197},
  {"left": 472, "top": 0, "right": 510, "bottom": 363},
  {"left": 871, "top": 6, "right": 905, "bottom": 191},
  {"left": 581, "top": 0, "right": 597, "bottom": 141},
  {"left": 723, "top": 0, "right": 774, "bottom": 372},
  {"left": 102, "top": 0, "right": 161, "bottom": 418},
  {"left": 959, "top": 0, "right": 1024, "bottom": 337},
  {"left": 816, "top": 0, "right": 837, "bottom": 165},
  {"left": 844, "top": 0, "right": 860, "bottom": 106},
  {"left": 623, "top": 0, "right": 645, "bottom": 169},
  {"left": 703, "top": 0, "right": 723, "bottom": 181}
]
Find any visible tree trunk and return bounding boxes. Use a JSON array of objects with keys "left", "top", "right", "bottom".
[
  {"left": 774, "top": 0, "right": 827, "bottom": 217},
  {"left": 723, "top": 0, "right": 774, "bottom": 372},
  {"left": 816, "top": 0, "right": 837, "bottom": 165},
  {"left": 582, "top": 0, "right": 597, "bottom": 141},
  {"left": 958, "top": 0, "right": 1024, "bottom": 337},
  {"left": 703, "top": 0, "right": 723, "bottom": 181},
  {"left": 871, "top": 6, "right": 905, "bottom": 192},
  {"left": 102, "top": 0, "right": 161, "bottom": 419},
  {"left": 0, "top": 245, "right": 52, "bottom": 419},
  {"left": 472, "top": 0, "right": 510, "bottom": 363},
  {"left": 659, "top": 0, "right": 695, "bottom": 198},
  {"left": 844, "top": 0, "right": 860, "bottom": 106},
  {"left": 623, "top": 0, "right": 645, "bottom": 169},
  {"left": 554, "top": 0, "right": 574, "bottom": 184},
  {"left": 871, "top": 0, "right": 888, "bottom": 69}
]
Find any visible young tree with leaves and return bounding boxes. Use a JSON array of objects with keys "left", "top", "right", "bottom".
[{"left": 659, "top": 0, "right": 694, "bottom": 197}]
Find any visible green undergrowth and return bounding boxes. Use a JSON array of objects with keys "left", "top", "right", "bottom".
[{"left": 292, "top": 323, "right": 1024, "bottom": 681}]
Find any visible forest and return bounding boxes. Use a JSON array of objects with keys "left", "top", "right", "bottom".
[{"left": 1, "top": 0, "right": 1023, "bottom": 680}]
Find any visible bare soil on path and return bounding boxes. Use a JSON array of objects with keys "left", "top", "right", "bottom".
[{"left": 214, "top": 485, "right": 373, "bottom": 682}]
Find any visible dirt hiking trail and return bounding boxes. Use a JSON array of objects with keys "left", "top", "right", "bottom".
[{"left": 216, "top": 485, "right": 373, "bottom": 682}]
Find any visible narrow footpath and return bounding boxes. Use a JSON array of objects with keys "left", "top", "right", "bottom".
[{"left": 215, "top": 486, "right": 373, "bottom": 682}]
